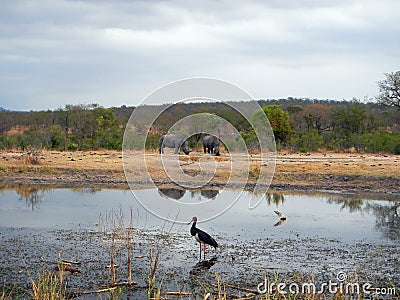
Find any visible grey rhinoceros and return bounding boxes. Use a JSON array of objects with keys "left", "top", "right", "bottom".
[
  {"left": 159, "top": 133, "right": 190, "bottom": 155},
  {"left": 202, "top": 135, "right": 220, "bottom": 156}
]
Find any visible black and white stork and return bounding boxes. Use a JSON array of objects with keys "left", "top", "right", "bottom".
[{"left": 188, "top": 216, "right": 218, "bottom": 260}]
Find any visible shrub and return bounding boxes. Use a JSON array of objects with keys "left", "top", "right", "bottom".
[{"left": 291, "top": 130, "right": 324, "bottom": 152}]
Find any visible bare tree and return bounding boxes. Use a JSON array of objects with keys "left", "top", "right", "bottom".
[{"left": 377, "top": 71, "right": 400, "bottom": 109}]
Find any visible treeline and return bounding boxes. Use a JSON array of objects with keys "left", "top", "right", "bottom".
[
  {"left": 0, "top": 104, "right": 126, "bottom": 151},
  {"left": 0, "top": 99, "right": 399, "bottom": 153}
]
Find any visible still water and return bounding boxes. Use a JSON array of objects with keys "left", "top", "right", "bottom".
[{"left": 0, "top": 186, "right": 398, "bottom": 244}]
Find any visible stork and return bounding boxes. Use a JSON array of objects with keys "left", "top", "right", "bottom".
[{"left": 188, "top": 216, "right": 218, "bottom": 260}]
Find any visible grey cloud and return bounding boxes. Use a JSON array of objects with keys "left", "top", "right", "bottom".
[{"left": 0, "top": 0, "right": 399, "bottom": 110}]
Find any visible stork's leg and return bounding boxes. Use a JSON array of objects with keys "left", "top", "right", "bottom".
[{"left": 199, "top": 243, "right": 202, "bottom": 260}]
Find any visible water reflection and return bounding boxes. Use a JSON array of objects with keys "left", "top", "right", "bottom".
[
  {"left": 190, "top": 257, "right": 218, "bottom": 276},
  {"left": 157, "top": 187, "right": 219, "bottom": 201},
  {"left": 274, "top": 218, "right": 287, "bottom": 227},
  {"left": 325, "top": 195, "right": 399, "bottom": 241},
  {"left": 158, "top": 188, "right": 186, "bottom": 200},
  {"left": 71, "top": 187, "right": 103, "bottom": 194},
  {"left": 266, "top": 193, "right": 285, "bottom": 206},
  {"left": 15, "top": 185, "right": 47, "bottom": 211},
  {"left": 327, "top": 197, "right": 364, "bottom": 213},
  {"left": 200, "top": 189, "right": 219, "bottom": 200},
  {"left": 364, "top": 201, "right": 400, "bottom": 241}
]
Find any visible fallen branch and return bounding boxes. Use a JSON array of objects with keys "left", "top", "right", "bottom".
[
  {"left": 61, "top": 259, "right": 81, "bottom": 265},
  {"left": 111, "top": 281, "right": 139, "bottom": 286},
  {"left": 75, "top": 286, "right": 117, "bottom": 295},
  {"left": 213, "top": 282, "right": 258, "bottom": 294},
  {"left": 162, "top": 291, "right": 191, "bottom": 296}
]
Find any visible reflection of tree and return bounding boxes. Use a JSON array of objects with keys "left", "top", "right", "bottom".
[
  {"left": 265, "top": 193, "right": 285, "bottom": 206},
  {"left": 158, "top": 188, "right": 186, "bottom": 200},
  {"left": 72, "top": 187, "right": 102, "bottom": 194},
  {"left": 364, "top": 201, "right": 399, "bottom": 241},
  {"left": 327, "top": 197, "right": 364, "bottom": 213},
  {"left": 326, "top": 196, "right": 399, "bottom": 241},
  {"left": 16, "top": 185, "right": 46, "bottom": 210}
]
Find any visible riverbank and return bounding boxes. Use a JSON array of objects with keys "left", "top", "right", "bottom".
[{"left": 0, "top": 150, "right": 399, "bottom": 195}]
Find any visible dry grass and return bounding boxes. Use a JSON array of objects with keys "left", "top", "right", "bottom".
[
  {"left": 0, "top": 286, "right": 13, "bottom": 300},
  {"left": 98, "top": 207, "right": 138, "bottom": 287},
  {"left": 1, "top": 150, "right": 399, "bottom": 192},
  {"left": 30, "top": 271, "right": 65, "bottom": 300}
]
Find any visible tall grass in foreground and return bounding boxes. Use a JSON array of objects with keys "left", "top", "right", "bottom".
[
  {"left": 1, "top": 286, "right": 13, "bottom": 300},
  {"left": 30, "top": 271, "right": 65, "bottom": 300},
  {"left": 147, "top": 216, "right": 177, "bottom": 299},
  {"left": 99, "top": 207, "right": 138, "bottom": 287}
]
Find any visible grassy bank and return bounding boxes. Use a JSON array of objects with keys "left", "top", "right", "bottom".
[{"left": 0, "top": 150, "right": 399, "bottom": 195}]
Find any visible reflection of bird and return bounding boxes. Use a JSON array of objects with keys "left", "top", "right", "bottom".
[
  {"left": 189, "top": 257, "right": 218, "bottom": 278},
  {"left": 188, "top": 216, "right": 218, "bottom": 260},
  {"left": 53, "top": 266, "right": 80, "bottom": 285},
  {"left": 274, "top": 218, "right": 287, "bottom": 227},
  {"left": 274, "top": 210, "right": 287, "bottom": 220},
  {"left": 193, "top": 257, "right": 218, "bottom": 271}
]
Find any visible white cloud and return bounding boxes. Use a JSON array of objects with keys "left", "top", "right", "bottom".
[{"left": 0, "top": 0, "right": 399, "bottom": 110}]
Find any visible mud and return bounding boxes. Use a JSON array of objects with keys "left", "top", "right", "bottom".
[{"left": 1, "top": 226, "right": 399, "bottom": 299}]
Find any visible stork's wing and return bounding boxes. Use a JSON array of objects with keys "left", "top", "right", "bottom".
[{"left": 198, "top": 230, "right": 218, "bottom": 248}]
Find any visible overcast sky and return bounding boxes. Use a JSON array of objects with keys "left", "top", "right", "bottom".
[{"left": 0, "top": 0, "right": 399, "bottom": 111}]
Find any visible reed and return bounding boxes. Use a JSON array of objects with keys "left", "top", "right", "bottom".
[{"left": 30, "top": 271, "right": 65, "bottom": 300}]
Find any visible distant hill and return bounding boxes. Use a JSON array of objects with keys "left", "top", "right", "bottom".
[{"left": 0, "top": 107, "right": 8, "bottom": 112}]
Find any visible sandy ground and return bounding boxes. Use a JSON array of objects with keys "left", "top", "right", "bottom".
[{"left": 0, "top": 150, "right": 399, "bottom": 195}]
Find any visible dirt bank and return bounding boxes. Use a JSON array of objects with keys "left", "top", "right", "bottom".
[{"left": 0, "top": 150, "right": 399, "bottom": 195}]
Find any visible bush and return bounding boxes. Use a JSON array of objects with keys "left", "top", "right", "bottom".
[
  {"left": 145, "top": 133, "right": 161, "bottom": 150},
  {"left": 291, "top": 130, "right": 324, "bottom": 152},
  {"left": 357, "top": 131, "right": 400, "bottom": 154},
  {"left": 394, "top": 143, "right": 400, "bottom": 155},
  {"left": 240, "top": 131, "right": 260, "bottom": 151},
  {"left": 67, "top": 144, "right": 78, "bottom": 151}
]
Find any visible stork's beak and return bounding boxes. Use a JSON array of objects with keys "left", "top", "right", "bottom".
[{"left": 188, "top": 219, "right": 193, "bottom": 225}]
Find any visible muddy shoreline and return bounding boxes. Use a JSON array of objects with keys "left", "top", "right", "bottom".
[
  {"left": 1, "top": 150, "right": 399, "bottom": 196},
  {"left": 1, "top": 171, "right": 399, "bottom": 199}
]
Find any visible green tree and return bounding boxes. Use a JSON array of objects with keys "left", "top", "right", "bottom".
[
  {"left": 331, "top": 105, "right": 374, "bottom": 135},
  {"left": 291, "top": 130, "right": 324, "bottom": 152},
  {"left": 377, "top": 71, "right": 400, "bottom": 109},
  {"left": 331, "top": 104, "right": 377, "bottom": 151},
  {"left": 261, "top": 105, "right": 291, "bottom": 145},
  {"left": 301, "top": 104, "right": 332, "bottom": 133},
  {"left": 56, "top": 105, "right": 73, "bottom": 150}
]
